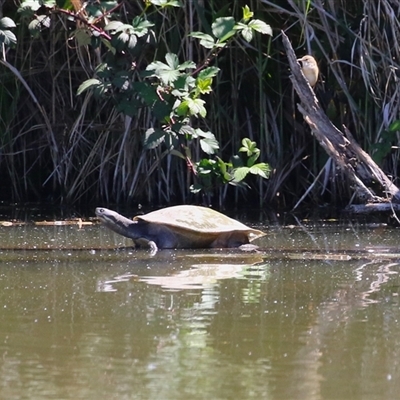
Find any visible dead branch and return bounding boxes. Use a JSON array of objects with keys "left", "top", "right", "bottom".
[{"left": 281, "top": 30, "right": 400, "bottom": 213}]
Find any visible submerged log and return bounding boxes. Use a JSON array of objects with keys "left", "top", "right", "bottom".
[{"left": 281, "top": 31, "right": 400, "bottom": 213}]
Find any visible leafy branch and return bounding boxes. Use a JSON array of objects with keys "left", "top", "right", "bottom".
[{"left": 17, "top": 0, "right": 273, "bottom": 198}]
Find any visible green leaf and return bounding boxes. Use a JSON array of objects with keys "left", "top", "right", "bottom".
[
  {"left": 190, "top": 183, "right": 203, "bottom": 194},
  {"left": 143, "top": 128, "right": 165, "bottom": 149},
  {"left": 175, "top": 100, "right": 189, "bottom": 117},
  {"left": 193, "top": 129, "right": 215, "bottom": 139},
  {"left": 189, "top": 32, "right": 216, "bottom": 49},
  {"left": 212, "top": 17, "right": 235, "bottom": 40},
  {"left": 146, "top": 60, "right": 181, "bottom": 84},
  {"left": 200, "top": 137, "right": 219, "bottom": 154},
  {"left": 28, "top": 19, "right": 42, "bottom": 38},
  {"left": 116, "top": 24, "right": 135, "bottom": 34},
  {"left": 166, "top": 52, "right": 179, "bottom": 69},
  {"left": 233, "top": 167, "right": 250, "bottom": 182},
  {"left": 196, "top": 77, "right": 213, "bottom": 94},
  {"left": 240, "top": 25, "right": 253, "bottom": 42},
  {"left": 18, "top": 0, "right": 42, "bottom": 16},
  {"left": 178, "top": 125, "right": 196, "bottom": 136},
  {"left": 178, "top": 60, "right": 196, "bottom": 70},
  {"left": 247, "top": 153, "right": 260, "bottom": 167},
  {"left": 0, "top": 30, "right": 17, "bottom": 46},
  {"left": 150, "top": 0, "right": 181, "bottom": 7},
  {"left": 146, "top": 60, "right": 168, "bottom": 71},
  {"left": 132, "top": 17, "right": 154, "bottom": 37},
  {"left": 0, "top": 17, "right": 16, "bottom": 29},
  {"left": 239, "top": 138, "right": 258, "bottom": 156},
  {"left": 104, "top": 21, "right": 124, "bottom": 31},
  {"left": 127, "top": 34, "right": 138, "bottom": 49},
  {"left": 77, "top": 78, "right": 102, "bottom": 95},
  {"left": 242, "top": 5, "right": 254, "bottom": 21},
  {"left": 388, "top": 120, "right": 400, "bottom": 132},
  {"left": 248, "top": 19, "right": 273, "bottom": 36},
  {"left": 249, "top": 163, "right": 270, "bottom": 179},
  {"left": 187, "top": 98, "right": 206, "bottom": 117},
  {"left": 146, "top": 54, "right": 193, "bottom": 84},
  {"left": 197, "top": 67, "right": 220, "bottom": 80},
  {"left": 43, "top": 0, "right": 56, "bottom": 7},
  {"left": 217, "top": 157, "right": 227, "bottom": 176},
  {"left": 160, "top": 69, "right": 181, "bottom": 84}
]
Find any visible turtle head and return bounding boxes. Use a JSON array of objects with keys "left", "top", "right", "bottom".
[{"left": 95, "top": 207, "right": 137, "bottom": 238}]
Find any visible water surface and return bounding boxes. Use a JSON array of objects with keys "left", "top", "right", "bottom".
[{"left": 0, "top": 219, "right": 399, "bottom": 399}]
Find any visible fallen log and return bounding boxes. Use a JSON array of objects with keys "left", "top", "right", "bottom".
[{"left": 281, "top": 31, "right": 400, "bottom": 213}]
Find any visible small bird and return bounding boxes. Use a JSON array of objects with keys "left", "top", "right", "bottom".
[{"left": 297, "top": 55, "right": 319, "bottom": 87}]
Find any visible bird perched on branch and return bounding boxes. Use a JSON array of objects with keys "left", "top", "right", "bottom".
[{"left": 297, "top": 55, "right": 319, "bottom": 87}]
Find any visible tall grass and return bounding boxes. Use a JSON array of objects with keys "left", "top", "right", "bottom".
[{"left": 0, "top": 0, "right": 398, "bottom": 208}]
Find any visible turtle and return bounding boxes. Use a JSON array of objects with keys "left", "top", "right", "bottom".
[{"left": 95, "top": 205, "right": 265, "bottom": 253}]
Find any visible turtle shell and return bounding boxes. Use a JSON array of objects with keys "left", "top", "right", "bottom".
[{"left": 134, "top": 205, "right": 265, "bottom": 242}]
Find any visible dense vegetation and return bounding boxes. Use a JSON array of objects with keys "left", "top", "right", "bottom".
[{"left": 1, "top": 0, "right": 399, "bottom": 210}]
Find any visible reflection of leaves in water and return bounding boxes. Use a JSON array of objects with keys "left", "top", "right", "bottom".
[
  {"left": 141, "top": 262, "right": 271, "bottom": 291},
  {"left": 97, "top": 262, "right": 271, "bottom": 292},
  {"left": 242, "top": 281, "right": 262, "bottom": 304},
  {"left": 240, "top": 263, "right": 271, "bottom": 304}
]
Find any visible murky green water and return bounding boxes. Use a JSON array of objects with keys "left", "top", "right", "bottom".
[{"left": 1, "top": 219, "right": 400, "bottom": 399}]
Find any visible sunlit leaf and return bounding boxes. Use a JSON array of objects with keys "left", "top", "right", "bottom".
[
  {"left": 0, "top": 30, "right": 17, "bottom": 46},
  {"left": 132, "top": 17, "right": 154, "bottom": 37},
  {"left": 187, "top": 98, "right": 206, "bottom": 117},
  {"left": 166, "top": 52, "right": 179, "bottom": 69},
  {"left": 249, "top": 163, "right": 270, "bottom": 179},
  {"left": 240, "top": 25, "right": 253, "bottom": 42},
  {"left": 178, "top": 60, "right": 196, "bottom": 70},
  {"left": 18, "top": 0, "right": 42, "bottom": 16},
  {"left": 197, "top": 67, "right": 220, "bottom": 80},
  {"left": 196, "top": 77, "right": 213, "bottom": 94},
  {"left": 127, "top": 34, "right": 138, "bottom": 49},
  {"left": 43, "top": 0, "right": 56, "bottom": 7},
  {"left": 175, "top": 100, "right": 189, "bottom": 117},
  {"left": 143, "top": 128, "right": 165, "bottom": 149},
  {"left": 247, "top": 153, "right": 259, "bottom": 167},
  {"left": 200, "top": 137, "right": 219, "bottom": 154},
  {"left": 248, "top": 19, "right": 273, "bottom": 36},
  {"left": 104, "top": 20, "right": 124, "bottom": 31},
  {"left": 179, "top": 125, "right": 196, "bottom": 136},
  {"left": 193, "top": 129, "right": 215, "bottom": 139},
  {"left": 189, "top": 32, "right": 216, "bottom": 49},
  {"left": 212, "top": 17, "right": 235, "bottom": 40},
  {"left": 159, "top": 69, "right": 181, "bottom": 84},
  {"left": 150, "top": 0, "right": 181, "bottom": 7},
  {"left": 77, "top": 78, "right": 102, "bottom": 95},
  {"left": 233, "top": 167, "right": 250, "bottom": 182},
  {"left": 190, "top": 183, "right": 203, "bottom": 193},
  {"left": 0, "top": 17, "right": 16, "bottom": 29}
]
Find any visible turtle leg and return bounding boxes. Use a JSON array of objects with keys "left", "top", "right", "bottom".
[
  {"left": 133, "top": 237, "right": 159, "bottom": 254},
  {"left": 148, "top": 241, "right": 158, "bottom": 256}
]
